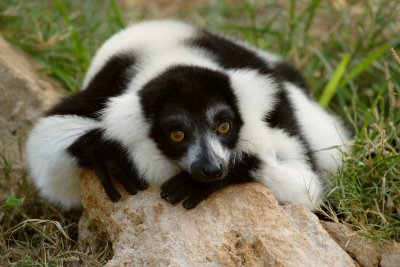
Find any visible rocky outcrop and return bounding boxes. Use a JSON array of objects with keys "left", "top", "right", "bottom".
[
  {"left": 79, "top": 171, "right": 355, "bottom": 266},
  {"left": 0, "top": 36, "right": 61, "bottom": 199},
  {"left": 0, "top": 36, "right": 60, "bottom": 169},
  {"left": 322, "top": 221, "right": 400, "bottom": 267},
  {"left": 0, "top": 36, "right": 59, "bottom": 168}
]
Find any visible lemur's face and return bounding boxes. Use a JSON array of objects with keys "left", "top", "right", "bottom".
[{"left": 139, "top": 66, "right": 243, "bottom": 182}]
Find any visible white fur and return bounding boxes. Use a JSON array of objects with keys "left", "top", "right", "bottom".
[
  {"left": 208, "top": 137, "right": 230, "bottom": 164},
  {"left": 83, "top": 20, "right": 197, "bottom": 88},
  {"left": 227, "top": 69, "right": 278, "bottom": 153},
  {"left": 180, "top": 135, "right": 230, "bottom": 170},
  {"left": 25, "top": 116, "right": 101, "bottom": 209},
  {"left": 253, "top": 130, "right": 323, "bottom": 209},
  {"left": 205, "top": 104, "right": 230, "bottom": 124},
  {"left": 101, "top": 93, "right": 180, "bottom": 186},
  {"left": 127, "top": 46, "right": 219, "bottom": 93},
  {"left": 228, "top": 69, "right": 323, "bottom": 208},
  {"left": 257, "top": 152, "right": 322, "bottom": 210},
  {"left": 182, "top": 141, "right": 202, "bottom": 170},
  {"left": 286, "top": 82, "right": 351, "bottom": 176}
]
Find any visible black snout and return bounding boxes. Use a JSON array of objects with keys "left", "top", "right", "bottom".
[
  {"left": 191, "top": 159, "right": 226, "bottom": 182},
  {"left": 202, "top": 164, "right": 223, "bottom": 178},
  {"left": 189, "top": 138, "right": 228, "bottom": 182}
]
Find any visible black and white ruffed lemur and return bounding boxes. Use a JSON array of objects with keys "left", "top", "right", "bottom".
[{"left": 26, "top": 20, "right": 350, "bottom": 210}]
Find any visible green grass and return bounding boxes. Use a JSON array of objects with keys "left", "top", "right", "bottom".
[
  {"left": 0, "top": 0, "right": 123, "bottom": 92},
  {"left": 1, "top": 0, "right": 399, "bottom": 264}
]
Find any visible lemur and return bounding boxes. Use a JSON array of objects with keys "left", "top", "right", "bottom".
[{"left": 26, "top": 20, "right": 350, "bottom": 210}]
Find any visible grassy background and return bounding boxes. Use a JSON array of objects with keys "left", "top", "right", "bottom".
[{"left": 1, "top": 0, "right": 399, "bottom": 265}]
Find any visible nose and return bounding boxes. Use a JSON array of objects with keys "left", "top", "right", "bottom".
[
  {"left": 191, "top": 159, "right": 226, "bottom": 182},
  {"left": 190, "top": 138, "right": 227, "bottom": 182},
  {"left": 202, "top": 164, "right": 223, "bottom": 178}
]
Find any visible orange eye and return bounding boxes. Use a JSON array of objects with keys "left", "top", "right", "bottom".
[
  {"left": 217, "top": 122, "right": 230, "bottom": 134},
  {"left": 170, "top": 131, "right": 185, "bottom": 142}
]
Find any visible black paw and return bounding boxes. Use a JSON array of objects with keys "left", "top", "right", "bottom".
[
  {"left": 68, "top": 128, "right": 148, "bottom": 202},
  {"left": 161, "top": 172, "right": 226, "bottom": 209},
  {"left": 92, "top": 158, "right": 148, "bottom": 202}
]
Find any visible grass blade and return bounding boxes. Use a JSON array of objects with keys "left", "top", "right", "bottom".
[
  {"left": 53, "top": 0, "right": 88, "bottom": 69},
  {"left": 391, "top": 48, "right": 400, "bottom": 64},
  {"left": 340, "top": 44, "right": 390, "bottom": 87},
  {"left": 319, "top": 53, "right": 351, "bottom": 107},
  {"left": 302, "top": 0, "right": 321, "bottom": 43},
  {"left": 109, "top": 0, "right": 126, "bottom": 29},
  {"left": 359, "top": 79, "right": 390, "bottom": 136}
]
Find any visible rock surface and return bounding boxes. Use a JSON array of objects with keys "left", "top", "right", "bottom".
[
  {"left": 79, "top": 171, "right": 355, "bottom": 267},
  {"left": 321, "top": 221, "right": 400, "bottom": 267},
  {"left": 0, "top": 36, "right": 60, "bottom": 169}
]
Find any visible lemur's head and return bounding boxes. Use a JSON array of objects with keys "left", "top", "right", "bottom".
[{"left": 139, "top": 66, "right": 243, "bottom": 182}]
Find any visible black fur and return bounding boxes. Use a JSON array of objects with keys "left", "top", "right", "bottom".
[
  {"left": 273, "top": 61, "right": 309, "bottom": 91},
  {"left": 68, "top": 128, "right": 147, "bottom": 201},
  {"left": 190, "top": 30, "right": 274, "bottom": 73},
  {"left": 49, "top": 53, "right": 142, "bottom": 201},
  {"left": 139, "top": 65, "right": 243, "bottom": 161},
  {"left": 47, "top": 53, "right": 136, "bottom": 119},
  {"left": 190, "top": 30, "right": 317, "bottom": 171},
  {"left": 315, "top": 202, "right": 343, "bottom": 222},
  {"left": 189, "top": 30, "right": 308, "bottom": 89},
  {"left": 161, "top": 153, "right": 261, "bottom": 209},
  {"left": 265, "top": 88, "right": 318, "bottom": 171}
]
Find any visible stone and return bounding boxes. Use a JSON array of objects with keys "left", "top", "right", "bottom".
[
  {"left": 79, "top": 171, "right": 355, "bottom": 266},
  {"left": 321, "top": 221, "right": 400, "bottom": 267},
  {"left": 0, "top": 36, "right": 60, "bottom": 170}
]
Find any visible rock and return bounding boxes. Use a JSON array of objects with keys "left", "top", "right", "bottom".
[
  {"left": 321, "top": 221, "right": 400, "bottom": 267},
  {"left": 0, "top": 36, "right": 60, "bottom": 170},
  {"left": 79, "top": 171, "right": 355, "bottom": 266}
]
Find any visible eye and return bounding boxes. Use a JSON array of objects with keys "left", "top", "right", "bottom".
[
  {"left": 170, "top": 131, "right": 185, "bottom": 142},
  {"left": 217, "top": 122, "right": 230, "bottom": 134}
]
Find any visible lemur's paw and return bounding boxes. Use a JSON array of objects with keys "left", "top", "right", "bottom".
[
  {"left": 93, "top": 159, "right": 148, "bottom": 202},
  {"left": 69, "top": 128, "right": 148, "bottom": 203},
  {"left": 161, "top": 172, "right": 226, "bottom": 209}
]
